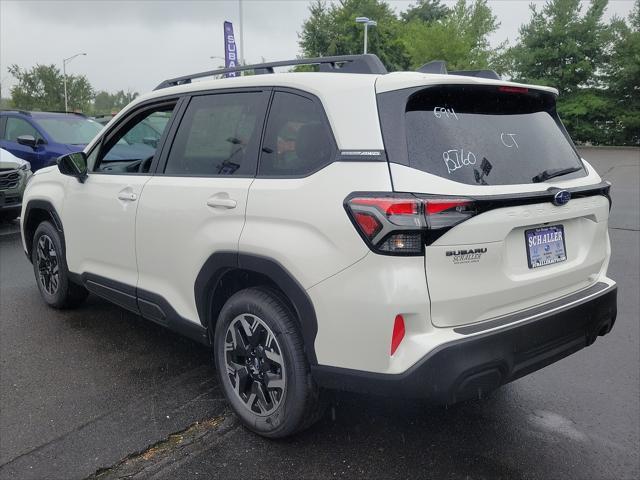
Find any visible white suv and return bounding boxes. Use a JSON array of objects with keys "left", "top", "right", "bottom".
[{"left": 20, "top": 55, "right": 617, "bottom": 438}]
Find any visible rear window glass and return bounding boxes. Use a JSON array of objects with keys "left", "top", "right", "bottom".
[{"left": 402, "top": 85, "right": 585, "bottom": 185}]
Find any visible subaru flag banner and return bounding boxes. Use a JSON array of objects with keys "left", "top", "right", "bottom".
[{"left": 224, "top": 21, "right": 238, "bottom": 77}]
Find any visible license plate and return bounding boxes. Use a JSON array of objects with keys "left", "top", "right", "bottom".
[{"left": 525, "top": 225, "right": 567, "bottom": 269}]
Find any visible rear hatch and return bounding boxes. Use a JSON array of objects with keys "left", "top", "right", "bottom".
[{"left": 376, "top": 76, "right": 611, "bottom": 328}]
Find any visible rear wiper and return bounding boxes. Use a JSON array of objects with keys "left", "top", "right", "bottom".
[{"left": 532, "top": 166, "right": 582, "bottom": 183}]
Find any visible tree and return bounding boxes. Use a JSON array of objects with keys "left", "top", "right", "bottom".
[
  {"left": 93, "top": 90, "right": 139, "bottom": 115},
  {"left": 605, "top": 1, "right": 640, "bottom": 145},
  {"left": 8, "top": 64, "right": 93, "bottom": 112},
  {"left": 298, "top": 0, "right": 411, "bottom": 71},
  {"left": 503, "top": 0, "right": 615, "bottom": 143},
  {"left": 400, "top": 0, "right": 501, "bottom": 70},
  {"left": 299, "top": 0, "right": 500, "bottom": 73},
  {"left": 298, "top": 1, "right": 335, "bottom": 58},
  {"left": 505, "top": 0, "right": 609, "bottom": 96},
  {"left": 400, "top": 0, "right": 449, "bottom": 24}
]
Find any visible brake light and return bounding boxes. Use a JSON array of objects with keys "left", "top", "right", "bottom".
[
  {"left": 498, "top": 86, "right": 529, "bottom": 94},
  {"left": 351, "top": 198, "right": 419, "bottom": 215},
  {"left": 345, "top": 194, "right": 477, "bottom": 255}
]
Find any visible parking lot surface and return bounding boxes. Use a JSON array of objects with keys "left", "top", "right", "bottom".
[{"left": 0, "top": 148, "right": 638, "bottom": 479}]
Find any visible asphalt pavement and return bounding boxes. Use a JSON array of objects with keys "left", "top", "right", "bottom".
[{"left": 0, "top": 147, "right": 638, "bottom": 480}]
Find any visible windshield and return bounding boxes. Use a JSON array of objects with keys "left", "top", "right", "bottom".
[
  {"left": 37, "top": 116, "right": 103, "bottom": 145},
  {"left": 399, "top": 85, "right": 585, "bottom": 186}
]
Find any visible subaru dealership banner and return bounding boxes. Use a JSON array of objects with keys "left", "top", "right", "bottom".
[{"left": 224, "top": 21, "right": 238, "bottom": 77}]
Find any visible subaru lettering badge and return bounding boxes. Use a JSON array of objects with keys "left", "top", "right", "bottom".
[{"left": 553, "top": 190, "right": 571, "bottom": 206}]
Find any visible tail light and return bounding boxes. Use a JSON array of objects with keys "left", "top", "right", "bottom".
[{"left": 345, "top": 193, "right": 476, "bottom": 255}]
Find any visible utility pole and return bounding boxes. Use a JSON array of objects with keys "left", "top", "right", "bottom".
[
  {"left": 239, "top": 0, "right": 245, "bottom": 65},
  {"left": 63, "top": 52, "right": 87, "bottom": 112}
]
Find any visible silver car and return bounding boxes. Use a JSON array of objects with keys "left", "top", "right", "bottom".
[{"left": 0, "top": 148, "right": 32, "bottom": 221}]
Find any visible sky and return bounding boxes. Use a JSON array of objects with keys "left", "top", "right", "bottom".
[{"left": 0, "top": 0, "right": 635, "bottom": 96}]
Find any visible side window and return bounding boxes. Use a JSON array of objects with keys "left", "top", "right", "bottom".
[
  {"left": 93, "top": 105, "right": 175, "bottom": 174},
  {"left": 164, "top": 92, "right": 267, "bottom": 176},
  {"left": 259, "top": 91, "right": 335, "bottom": 177},
  {"left": 3, "top": 117, "right": 42, "bottom": 142}
]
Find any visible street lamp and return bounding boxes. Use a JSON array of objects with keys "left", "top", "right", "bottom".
[
  {"left": 355, "top": 17, "right": 377, "bottom": 54},
  {"left": 63, "top": 52, "right": 87, "bottom": 112}
]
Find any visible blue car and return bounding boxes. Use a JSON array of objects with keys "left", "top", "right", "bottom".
[{"left": 0, "top": 111, "right": 103, "bottom": 171}]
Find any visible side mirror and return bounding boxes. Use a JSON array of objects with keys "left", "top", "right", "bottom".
[
  {"left": 17, "top": 135, "right": 37, "bottom": 148},
  {"left": 57, "top": 152, "right": 88, "bottom": 183}
]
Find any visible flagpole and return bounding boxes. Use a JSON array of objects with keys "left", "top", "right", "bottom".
[{"left": 239, "top": 0, "right": 245, "bottom": 65}]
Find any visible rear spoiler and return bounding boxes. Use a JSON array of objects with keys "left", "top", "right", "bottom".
[{"left": 417, "top": 61, "right": 500, "bottom": 80}]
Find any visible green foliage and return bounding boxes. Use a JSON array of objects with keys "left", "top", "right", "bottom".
[
  {"left": 299, "top": 0, "right": 500, "bottom": 72},
  {"left": 401, "top": 0, "right": 502, "bottom": 70},
  {"left": 504, "top": 0, "right": 609, "bottom": 95},
  {"left": 400, "top": 0, "right": 449, "bottom": 24},
  {"left": 93, "top": 90, "right": 139, "bottom": 115},
  {"left": 603, "top": 2, "right": 640, "bottom": 145},
  {"left": 503, "top": 0, "right": 638, "bottom": 145},
  {"left": 8, "top": 64, "right": 94, "bottom": 112},
  {"left": 299, "top": 0, "right": 411, "bottom": 71}
]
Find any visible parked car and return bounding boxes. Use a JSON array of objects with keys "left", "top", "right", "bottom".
[
  {"left": 0, "top": 147, "right": 31, "bottom": 221},
  {"left": 0, "top": 111, "right": 103, "bottom": 171},
  {"left": 20, "top": 54, "right": 617, "bottom": 438}
]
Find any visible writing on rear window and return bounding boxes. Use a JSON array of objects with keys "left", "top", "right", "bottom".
[
  {"left": 400, "top": 85, "right": 586, "bottom": 186},
  {"left": 433, "top": 107, "right": 458, "bottom": 120},
  {"left": 443, "top": 148, "right": 477, "bottom": 174},
  {"left": 500, "top": 132, "right": 519, "bottom": 148}
]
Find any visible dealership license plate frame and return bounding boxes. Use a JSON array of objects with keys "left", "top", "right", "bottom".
[{"left": 525, "top": 224, "right": 567, "bottom": 269}]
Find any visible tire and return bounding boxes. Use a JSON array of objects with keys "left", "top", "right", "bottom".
[
  {"left": 31, "top": 221, "right": 88, "bottom": 309},
  {"left": 214, "top": 287, "right": 323, "bottom": 438}
]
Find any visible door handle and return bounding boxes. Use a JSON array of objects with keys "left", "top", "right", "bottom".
[
  {"left": 117, "top": 191, "right": 137, "bottom": 202},
  {"left": 206, "top": 197, "right": 237, "bottom": 209}
]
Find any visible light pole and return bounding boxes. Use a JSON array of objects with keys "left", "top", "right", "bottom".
[
  {"left": 355, "top": 17, "right": 377, "bottom": 54},
  {"left": 238, "top": 0, "right": 245, "bottom": 66},
  {"left": 63, "top": 52, "right": 86, "bottom": 112}
]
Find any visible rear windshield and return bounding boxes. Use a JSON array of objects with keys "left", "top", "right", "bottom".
[{"left": 398, "top": 85, "right": 585, "bottom": 185}]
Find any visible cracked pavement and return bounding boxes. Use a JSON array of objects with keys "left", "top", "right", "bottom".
[{"left": 0, "top": 147, "right": 638, "bottom": 479}]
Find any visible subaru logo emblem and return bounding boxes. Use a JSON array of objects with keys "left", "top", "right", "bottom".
[{"left": 553, "top": 190, "right": 571, "bottom": 206}]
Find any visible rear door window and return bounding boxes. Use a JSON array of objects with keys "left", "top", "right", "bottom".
[
  {"left": 259, "top": 91, "right": 336, "bottom": 177},
  {"left": 383, "top": 85, "right": 586, "bottom": 186},
  {"left": 3, "top": 117, "right": 43, "bottom": 143},
  {"left": 164, "top": 91, "right": 269, "bottom": 177}
]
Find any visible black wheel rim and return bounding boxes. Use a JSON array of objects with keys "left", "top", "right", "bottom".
[
  {"left": 36, "top": 234, "right": 59, "bottom": 296},
  {"left": 224, "top": 314, "right": 286, "bottom": 416}
]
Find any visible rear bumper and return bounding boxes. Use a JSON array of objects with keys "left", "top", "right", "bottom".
[{"left": 312, "top": 282, "right": 617, "bottom": 403}]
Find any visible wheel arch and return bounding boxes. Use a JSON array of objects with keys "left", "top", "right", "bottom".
[
  {"left": 23, "top": 199, "right": 65, "bottom": 262},
  {"left": 195, "top": 252, "right": 319, "bottom": 365}
]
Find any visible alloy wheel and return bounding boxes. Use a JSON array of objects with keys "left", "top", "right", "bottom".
[
  {"left": 224, "top": 313, "right": 286, "bottom": 416},
  {"left": 36, "top": 234, "right": 59, "bottom": 295}
]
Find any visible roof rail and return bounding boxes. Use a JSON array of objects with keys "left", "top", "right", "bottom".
[
  {"left": 416, "top": 61, "right": 501, "bottom": 80},
  {"left": 39, "top": 110, "right": 87, "bottom": 116},
  {"left": 154, "top": 54, "right": 388, "bottom": 90},
  {"left": 0, "top": 109, "right": 31, "bottom": 116}
]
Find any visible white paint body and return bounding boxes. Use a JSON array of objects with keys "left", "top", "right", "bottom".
[{"left": 21, "top": 70, "right": 614, "bottom": 375}]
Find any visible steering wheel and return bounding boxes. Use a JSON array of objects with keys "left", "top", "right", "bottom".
[{"left": 139, "top": 155, "right": 155, "bottom": 173}]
